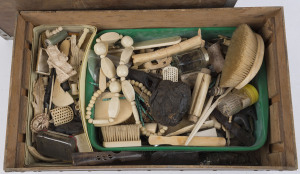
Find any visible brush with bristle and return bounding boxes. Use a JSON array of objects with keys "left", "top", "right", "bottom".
[
  {"left": 220, "top": 24, "right": 264, "bottom": 89},
  {"left": 101, "top": 124, "right": 142, "bottom": 147}
]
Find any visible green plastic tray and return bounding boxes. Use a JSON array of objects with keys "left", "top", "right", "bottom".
[{"left": 85, "top": 27, "right": 269, "bottom": 151}]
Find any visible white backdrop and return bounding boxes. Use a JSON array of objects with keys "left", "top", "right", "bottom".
[{"left": 0, "top": 0, "right": 299, "bottom": 173}]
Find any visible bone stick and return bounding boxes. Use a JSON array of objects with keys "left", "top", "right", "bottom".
[
  {"left": 189, "top": 69, "right": 211, "bottom": 123},
  {"left": 77, "top": 28, "right": 89, "bottom": 49},
  {"left": 149, "top": 135, "right": 226, "bottom": 147},
  {"left": 132, "top": 29, "right": 205, "bottom": 66},
  {"left": 189, "top": 72, "right": 204, "bottom": 114},
  {"left": 185, "top": 87, "right": 233, "bottom": 145}
]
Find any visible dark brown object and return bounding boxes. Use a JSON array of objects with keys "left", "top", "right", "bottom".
[
  {"left": 211, "top": 109, "right": 255, "bottom": 146},
  {"left": 4, "top": 8, "right": 297, "bottom": 171},
  {"left": 128, "top": 69, "right": 161, "bottom": 92},
  {"left": 72, "top": 151, "right": 146, "bottom": 166},
  {"left": 207, "top": 42, "right": 225, "bottom": 73},
  {"left": 35, "top": 131, "right": 76, "bottom": 161},
  {"left": 151, "top": 151, "right": 199, "bottom": 165},
  {"left": 150, "top": 80, "right": 191, "bottom": 126}
]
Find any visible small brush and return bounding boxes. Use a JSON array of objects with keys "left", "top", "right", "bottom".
[
  {"left": 220, "top": 24, "right": 264, "bottom": 89},
  {"left": 101, "top": 124, "right": 141, "bottom": 147}
]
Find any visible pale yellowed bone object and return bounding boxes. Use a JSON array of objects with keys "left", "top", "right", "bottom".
[
  {"left": 50, "top": 106, "right": 74, "bottom": 126},
  {"left": 74, "top": 133, "right": 91, "bottom": 152},
  {"left": 46, "top": 45, "right": 77, "bottom": 83},
  {"left": 52, "top": 77, "right": 74, "bottom": 107},
  {"left": 101, "top": 124, "right": 141, "bottom": 147},
  {"left": 32, "top": 77, "right": 45, "bottom": 116},
  {"left": 99, "top": 32, "right": 123, "bottom": 45},
  {"left": 28, "top": 145, "right": 59, "bottom": 162},
  {"left": 189, "top": 68, "right": 211, "bottom": 123},
  {"left": 132, "top": 29, "right": 205, "bottom": 66},
  {"left": 71, "top": 83, "right": 79, "bottom": 95},
  {"left": 193, "top": 128, "right": 218, "bottom": 137},
  {"left": 101, "top": 57, "right": 116, "bottom": 79},
  {"left": 143, "top": 57, "right": 172, "bottom": 70},
  {"left": 122, "top": 80, "right": 140, "bottom": 124},
  {"left": 144, "top": 123, "right": 158, "bottom": 134},
  {"left": 77, "top": 28, "right": 89, "bottom": 49},
  {"left": 149, "top": 135, "right": 226, "bottom": 147},
  {"left": 94, "top": 92, "right": 132, "bottom": 127},
  {"left": 99, "top": 68, "right": 107, "bottom": 92},
  {"left": 185, "top": 87, "right": 233, "bottom": 145},
  {"left": 59, "top": 39, "right": 70, "bottom": 57}
]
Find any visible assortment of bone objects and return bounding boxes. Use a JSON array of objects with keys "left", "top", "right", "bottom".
[
  {"left": 84, "top": 24, "right": 263, "bottom": 151},
  {"left": 29, "top": 24, "right": 265, "bottom": 165},
  {"left": 30, "top": 26, "right": 92, "bottom": 162}
]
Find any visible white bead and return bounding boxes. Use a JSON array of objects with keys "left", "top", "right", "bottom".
[
  {"left": 144, "top": 89, "right": 148, "bottom": 94},
  {"left": 97, "top": 90, "right": 102, "bottom": 95},
  {"left": 138, "top": 83, "right": 143, "bottom": 88},
  {"left": 90, "top": 100, "right": 95, "bottom": 105},
  {"left": 94, "top": 42, "right": 107, "bottom": 56},
  {"left": 88, "top": 119, "right": 93, "bottom": 123},
  {"left": 91, "top": 96, "right": 97, "bottom": 101},
  {"left": 93, "top": 92, "right": 100, "bottom": 98},
  {"left": 96, "top": 38, "right": 101, "bottom": 43},
  {"left": 134, "top": 82, "right": 139, "bottom": 86},
  {"left": 141, "top": 86, "right": 146, "bottom": 91},
  {"left": 58, "top": 26, "right": 63, "bottom": 31},
  {"left": 121, "top": 36, "right": 134, "bottom": 47},
  {"left": 120, "top": 77, "right": 126, "bottom": 81},
  {"left": 109, "top": 118, "right": 114, "bottom": 122},
  {"left": 85, "top": 116, "right": 90, "bottom": 119},
  {"left": 163, "top": 126, "right": 168, "bottom": 130},
  {"left": 130, "top": 80, "right": 135, "bottom": 85},
  {"left": 116, "top": 64, "right": 129, "bottom": 77},
  {"left": 160, "top": 129, "right": 165, "bottom": 134},
  {"left": 86, "top": 111, "right": 91, "bottom": 115},
  {"left": 86, "top": 107, "right": 91, "bottom": 111},
  {"left": 109, "top": 81, "right": 121, "bottom": 93},
  {"left": 88, "top": 103, "right": 93, "bottom": 108},
  {"left": 147, "top": 91, "right": 151, "bottom": 96}
]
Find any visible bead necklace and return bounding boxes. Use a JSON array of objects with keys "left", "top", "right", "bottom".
[{"left": 130, "top": 79, "right": 168, "bottom": 136}]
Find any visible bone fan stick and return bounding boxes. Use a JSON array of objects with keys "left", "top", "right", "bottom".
[{"left": 132, "top": 29, "right": 205, "bottom": 66}]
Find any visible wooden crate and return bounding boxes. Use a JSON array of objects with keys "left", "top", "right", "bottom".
[{"left": 3, "top": 7, "right": 297, "bottom": 171}]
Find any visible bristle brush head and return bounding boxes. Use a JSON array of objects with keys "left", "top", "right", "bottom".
[{"left": 220, "top": 24, "right": 258, "bottom": 88}]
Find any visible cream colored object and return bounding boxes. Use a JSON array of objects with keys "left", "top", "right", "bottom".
[
  {"left": 94, "top": 41, "right": 108, "bottom": 56},
  {"left": 36, "top": 47, "right": 50, "bottom": 75},
  {"left": 28, "top": 145, "right": 59, "bottom": 162},
  {"left": 120, "top": 47, "right": 134, "bottom": 64},
  {"left": 77, "top": 28, "right": 89, "bottom": 49},
  {"left": 149, "top": 135, "right": 226, "bottom": 147},
  {"left": 132, "top": 29, "right": 205, "bottom": 66},
  {"left": 108, "top": 96, "right": 120, "bottom": 119},
  {"left": 189, "top": 68, "right": 211, "bottom": 123},
  {"left": 122, "top": 80, "right": 140, "bottom": 124},
  {"left": 162, "top": 66, "right": 178, "bottom": 82},
  {"left": 94, "top": 92, "right": 132, "bottom": 127},
  {"left": 71, "top": 83, "right": 79, "bottom": 95},
  {"left": 144, "top": 123, "right": 158, "bottom": 134},
  {"left": 185, "top": 87, "right": 233, "bottom": 145},
  {"left": 99, "top": 68, "right": 107, "bottom": 92},
  {"left": 74, "top": 133, "right": 91, "bottom": 152},
  {"left": 52, "top": 78, "right": 74, "bottom": 107},
  {"left": 165, "top": 119, "right": 221, "bottom": 137},
  {"left": 193, "top": 128, "right": 218, "bottom": 137},
  {"left": 101, "top": 124, "right": 141, "bottom": 147},
  {"left": 235, "top": 34, "right": 264, "bottom": 89},
  {"left": 69, "top": 34, "right": 85, "bottom": 82},
  {"left": 45, "top": 26, "right": 63, "bottom": 38},
  {"left": 143, "top": 57, "right": 172, "bottom": 70},
  {"left": 50, "top": 106, "right": 74, "bottom": 126},
  {"left": 101, "top": 57, "right": 116, "bottom": 79},
  {"left": 31, "top": 77, "right": 45, "bottom": 116},
  {"left": 121, "top": 36, "right": 134, "bottom": 48},
  {"left": 59, "top": 39, "right": 70, "bottom": 57},
  {"left": 99, "top": 32, "right": 123, "bottom": 45},
  {"left": 133, "top": 36, "right": 181, "bottom": 50},
  {"left": 46, "top": 45, "right": 77, "bottom": 83}
]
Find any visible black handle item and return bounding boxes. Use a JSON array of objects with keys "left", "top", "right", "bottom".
[{"left": 72, "top": 151, "right": 145, "bottom": 166}]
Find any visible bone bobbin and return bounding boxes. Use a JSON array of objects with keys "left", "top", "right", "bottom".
[{"left": 188, "top": 68, "right": 211, "bottom": 123}]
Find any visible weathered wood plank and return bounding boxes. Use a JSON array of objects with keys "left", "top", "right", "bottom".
[
  {"left": 269, "top": 102, "right": 282, "bottom": 144},
  {"left": 21, "top": 8, "right": 281, "bottom": 30},
  {"left": 4, "top": 14, "right": 26, "bottom": 169},
  {"left": 274, "top": 8, "right": 297, "bottom": 169}
]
